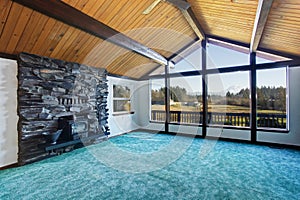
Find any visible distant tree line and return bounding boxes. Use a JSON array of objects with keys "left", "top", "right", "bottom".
[
  {"left": 152, "top": 86, "right": 286, "bottom": 112},
  {"left": 257, "top": 86, "right": 286, "bottom": 112},
  {"left": 152, "top": 86, "right": 197, "bottom": 103}
]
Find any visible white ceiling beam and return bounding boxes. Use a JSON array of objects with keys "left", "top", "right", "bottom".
[{"left": 250, "top": 0, "right": 274, "bottom": 52}]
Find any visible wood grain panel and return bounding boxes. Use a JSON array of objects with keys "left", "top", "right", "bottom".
[
  {"left": 49, "top": 27, "right": 76, "bottom": 58},
  {"left": 73, "top": 36, "right": 103, "bottom": 64},
  {"left": 14, "top": 11, "right": 40, "bottom": 53},
  {"left": 106, "top": 51, "right": 158, "bottom": 79},
  {"left": 43, "top": 22, "right": 70, "bottom": 57},
  {"left": 22, "top": 13, "right": 49, "bottom": 53},
  {"left": 5, "top": 6, "right": 33, "bottom": 53},
  {"left": 63, "top": 32, "right": 91, "bottom": 61},
  {"left": 30, "top": 18, "right": 57, "bottom": 54},
  {"left": 0, "top": 2, "right": 23, "bottom": 52},
  {"left": 62, "top": 0, "right": 197, "bottom": 58},
  {"left": 0, "top": 0, "right": 297, "bottom": 79},
  {"left": 32, "top": 0, "right": 89, "bottom": 58},
  {"left": 0, "top": 0, "right": 13, "bottom": 37},
  {"left": 60, "top": 0, "right": 105, "bottom": 62},
  {"left": 189, "top": 0, "right": 258, "bottom": 44},
  {"left": 260, "top": 0, "right": 300, "bottom": 57},
  {"left": 58, "top": 0, "right": 197, "bottom": 77}
]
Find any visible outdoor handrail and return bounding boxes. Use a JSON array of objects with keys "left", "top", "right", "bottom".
[{"left": 151, "top": 110, "right": 286, "bottom": 128}]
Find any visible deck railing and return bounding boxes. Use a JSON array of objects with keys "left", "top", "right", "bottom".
[{"left": 151, "top": 110, "right": 286, "bottom": 128}]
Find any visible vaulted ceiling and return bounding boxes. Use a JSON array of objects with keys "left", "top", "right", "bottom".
[{"left": 0, "top": 0, "right": 299, "bottom": 79}]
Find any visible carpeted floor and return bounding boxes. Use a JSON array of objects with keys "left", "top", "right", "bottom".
[{"left": 0, "top": 131, "right": 299, "bottom": 199}]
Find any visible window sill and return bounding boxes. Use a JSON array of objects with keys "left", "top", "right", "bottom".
[
  {"left": 112, "top": 111, "right": 135, "bottom": 116},
  {"left": 257, "top": 128, "right": 289, "bottom": 133},
  {"left": 149, "top": 120, "right": 164, "bottom": 124},
  {"left": 207, "top": 125, "right": 250, "bottom": 130}
]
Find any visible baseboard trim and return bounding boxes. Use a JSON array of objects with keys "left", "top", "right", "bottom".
[
  {"left": 131, "top": 128, "right": 300, "bottom": 150},
  {"left": 0, "top": 162, "right": 19, "bottom": 170}
]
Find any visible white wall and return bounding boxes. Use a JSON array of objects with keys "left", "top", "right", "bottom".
[
  {"left": 0, "top": 58, "right": 18, "bottom": 167},
  {"left": 107, "top": 76, "right": 140, "bottom": 137},
  {"left": 257, "top": 67, "right": 300, "bottom": 146},
  {"left": 133, "top": 80, "right": 164, "bottom": 132},
  {"left": 207, "top": 128, "right": 250, "bottom": 140},
  {"left": 1, "top": 64, "right": 298, "bottom": 168}
]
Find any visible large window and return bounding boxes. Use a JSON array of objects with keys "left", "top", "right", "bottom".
[
  {"left": 150, "top": 77, "right": 203, "bottom": 124},
  {"left": 169, "top": 48, "right": 202, "bottom": 74},
  {"left": 151, "top": 79, "right": 165, "bottom": 122},
  {"left": 256, "top": 51, "right": 291, "bottom": 64},
  {"left": 113, "top": 85, "right": 131, "bottom": 114},
  {"left": 169, "top": 76, "right": 202, "bottom": 124},
  {"left": 148, "top": 41, "right": 291, "bottom": 133},
  {"left": 207, "top": 71, "right": 250, "bottom": 127},
  {"left": 207, "top": 43, "right": 249, "bottom": 69},
  {"left": 257, "top": 67, "right": 288, "bottom": 129}
]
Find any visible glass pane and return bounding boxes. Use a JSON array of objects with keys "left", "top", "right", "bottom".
[
  {"left": 207, "top": 71, "right": 250, "bottom": 127},
  {"left": 151, "top": 79, "right": 165, "bottom": 122},
  {"left": 257, "top": 67, "right": 287, "bottom": 129},
  {"left": 113, "top": 100, "right": 131, "bottom": 112},
  {"left": 207, "top": 43, "right": 249, "bottom": 69},
  {"left": 256, "top": 51, "right": 291, "bottom": 64},
  {"left": 113, "top": 85, "right": 130, "bottom": 98},
  {"left": 169, "top": 48, "right": 202, "bottom": 74},
  {"left": 169, "top": 76, "right": 202, "bottom": 124}
]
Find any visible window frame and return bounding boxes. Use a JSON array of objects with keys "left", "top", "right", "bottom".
[
  {"left": 148, "top": 62, "right": 291, "bottom": 132},
  {"left": 150, "top": 78, "right": 166, "bottom": 122},
  {"left": 256, "top": 66, "right": 289, "bottom": 131},
  {"left": 206, "top": 71, "right": 251, "bottom": 128},
  {"left": 112, "top": 84, "right": 133, "bottom": 115}
]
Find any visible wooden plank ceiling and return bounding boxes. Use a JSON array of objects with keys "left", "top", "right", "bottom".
[
  {"left": 189, "top": 0, "right": 300, "bottom": 58},
  {"left": 188, "top": 0, "right": 258, "bottom": 44},
  {"left": 0, "top": 0, "right": 299, "bottom": 79},
  {"left": 259, "top": 0, "right": 300, "bottom": 57},
  {"left": 0, "top": 0, "right": 197, "bottom": 79}
]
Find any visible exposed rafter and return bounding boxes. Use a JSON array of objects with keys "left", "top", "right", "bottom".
[
  {"left": 166, "top": 0, "right": 191, "bottom": 10},
  {"left": 181, "top": 8, "right": 205, "bottom": 41},
  {"left": 250, "top": 0, "right": 274, "bottom": 52},
  {"left": 140, "top": 39, "right": 200, "bottom": 80},
  {"left": 13, "top": 0, "right": 168, "bottom": 66},
  {"left": 166, "top": 0, "right": 205, "bottom": 41}
]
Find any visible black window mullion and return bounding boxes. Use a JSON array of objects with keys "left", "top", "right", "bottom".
[
  {"left": 250, "top": 52, "right": 257, "bottom": 142},
  {"left": 202, "top": 39, "right": 207, "bottom": 138},
  {"left": 165, "top": 64, "right": 170, "bottom": 133}
]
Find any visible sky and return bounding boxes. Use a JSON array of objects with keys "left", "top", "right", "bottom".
[{"left": 163, "top": 43, "right": 287, "bottom": 95}]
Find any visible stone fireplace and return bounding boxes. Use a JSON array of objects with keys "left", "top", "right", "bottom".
[{"left": 17, "top": 53, "right": 109, "bottom": 165}]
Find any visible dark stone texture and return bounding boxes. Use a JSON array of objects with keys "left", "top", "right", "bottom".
[{"left": 18, "top": 52, "right": 109, "bottom": 165}]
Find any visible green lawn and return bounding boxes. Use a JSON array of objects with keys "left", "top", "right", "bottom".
[{"left": 152, "top": 104, "right": 285, "bottom": 114}]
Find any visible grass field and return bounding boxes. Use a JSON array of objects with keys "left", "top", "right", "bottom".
[{"left": 152, "top": 104, "right": 285, "bottom": 114}]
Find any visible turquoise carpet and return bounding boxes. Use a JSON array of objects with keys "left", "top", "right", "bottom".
[{"left": 1, "top": 132, "right": 299, "bottom": 199}]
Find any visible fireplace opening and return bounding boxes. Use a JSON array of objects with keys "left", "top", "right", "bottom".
[{"left": 58, "top": 116, "right": 89, "bottom": 142}]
